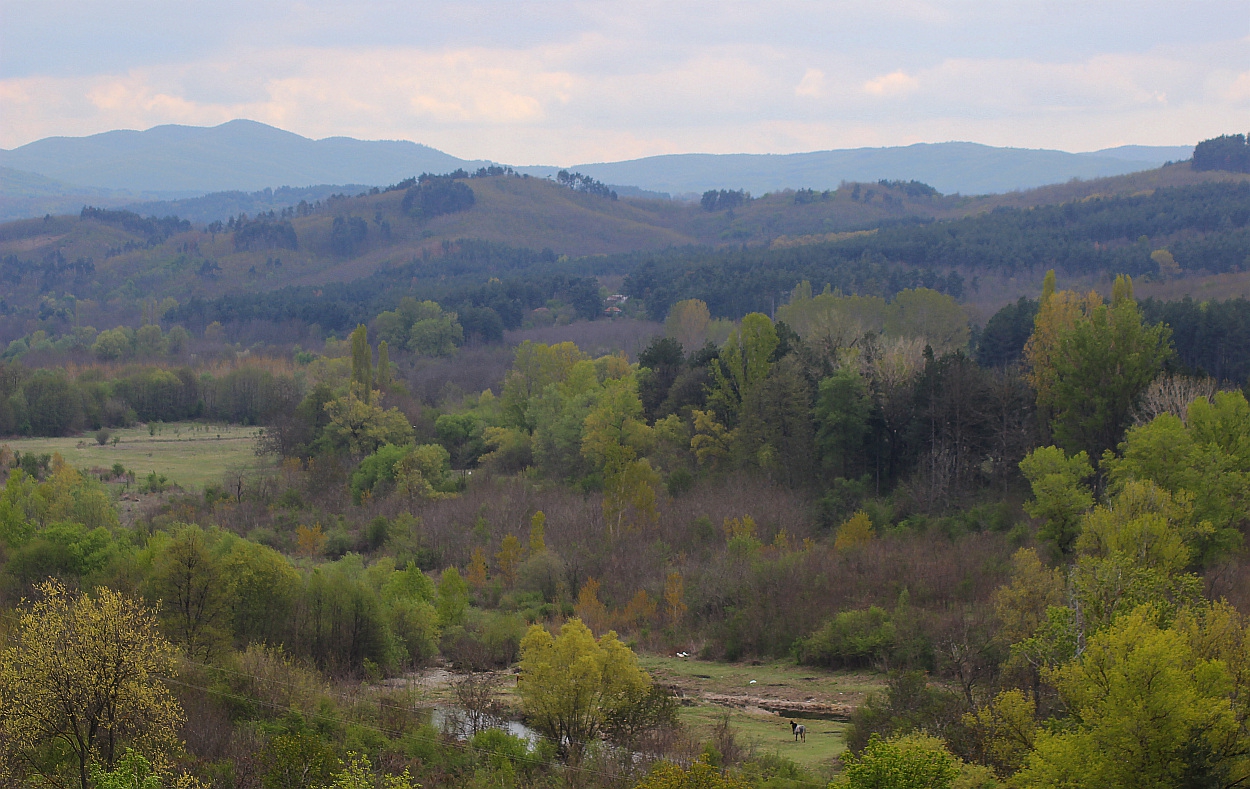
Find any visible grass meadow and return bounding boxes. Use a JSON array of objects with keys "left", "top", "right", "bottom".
[
  {"left": 1, "top": 421, "right": 269, "bottom": 490},
  {"left": 638, "top": 656, "right": 884, "bottom": 773}
]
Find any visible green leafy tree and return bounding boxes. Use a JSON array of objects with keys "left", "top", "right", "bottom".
[
  {"left": 501, "top": 341, "right": 588, "bottom": 430},
  {"left": 815, "top": 366, "right": 873, "bottom": 479},
  {"left": 92, "top": 327, "right": 134, "bottom": 361},
  {"left": 147, "top": 525, "right": 228, "bottom": 660},
  {"left": 1102, "top": 390, "right": 1250, "bottom": 565},
  {"left": 1019, "top": 446, "right": 1095, "bottom": 557},
  {"left": 709, "top": 313, "right": 777, "bottom": 425},
  {"left": 407, "top": 312, "right": 463, "bottom": 357},
  {"left": 437, "top": 567, "right": 470, "bottom": 627},
  {"left": 518, "top": 618, "right": 652, "bottom": 757},
  {"left": 1047, "top": 276, "right": 1172, "bottom": 462},
  {"left": 322, "top": 392, "right": 413, "bottom": 456},
  {"left": 261, "top": 729, "right": 337, "bottom": 789}
]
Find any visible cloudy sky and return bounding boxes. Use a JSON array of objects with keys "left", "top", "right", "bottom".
[{"left": 2, "top": 1, "right": 1247, "bottom": 163}]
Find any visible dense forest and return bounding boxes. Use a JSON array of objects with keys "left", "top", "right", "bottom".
[{"left": 7, "top": 263, "right": 1250, "bottom": 788}]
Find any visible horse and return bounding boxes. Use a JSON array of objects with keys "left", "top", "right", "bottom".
[{"left": 790, "top": 721, "right": 806, "bottom": 742}]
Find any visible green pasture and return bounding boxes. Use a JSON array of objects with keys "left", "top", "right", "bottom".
[
  {"left": 1, "top": 422, "right": 270, "bottom": 490},
  {"left": 679, "top": 703, "right": 848, "bottom": 775},
  {"left": 638, "top": 655, "right": 884, "bottom": 773}
]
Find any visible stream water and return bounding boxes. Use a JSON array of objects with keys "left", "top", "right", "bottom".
[{"left": 418, "top": 704, "right": 542, "bottom": 746}]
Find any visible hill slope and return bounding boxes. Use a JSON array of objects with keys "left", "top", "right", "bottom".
[{"left": 1, "top": 162, "right": 1247, "bottom": 328}]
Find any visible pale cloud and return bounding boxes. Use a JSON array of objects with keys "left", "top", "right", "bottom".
[
  {"left": 1226, "top": 72, "right": 1250, "bottom": 103},
  {"left": 1, "top": 1, "right": 1248, "bottom": 162},
  {"left": 863, "top": 71, "right": 920, "bottom": 97},
  {"left": 795, "top": 68, "right": 825, "bottom": 98}
]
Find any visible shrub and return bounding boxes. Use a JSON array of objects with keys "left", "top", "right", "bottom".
[{"left": 794, "top": 606, "right": 899, "bottom": 669}]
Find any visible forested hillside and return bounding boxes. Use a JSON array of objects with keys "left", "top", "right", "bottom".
[{"left": 3, "top": 162, "right": 1250, "bottom": 346}]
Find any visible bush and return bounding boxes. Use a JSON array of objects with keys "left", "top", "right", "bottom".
[
  {"left": 844, "top": 671, "right": 969, "bottom": 754},
  {"left": 517, "top": 551, "right": 566, "bottom": 602},
  {"left": 842, "top": 733, "right": 960, "bottom": 789},
  {"left": 794, "top": 606, "right": 899, "bottom": 669},
  {"left": 95, "top": 428, "right": 112, "bottom": 446}
]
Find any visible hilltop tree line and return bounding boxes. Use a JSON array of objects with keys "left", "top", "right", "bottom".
[{"left": 1193, "top": 132, "right": 1250, "bottom": 173}]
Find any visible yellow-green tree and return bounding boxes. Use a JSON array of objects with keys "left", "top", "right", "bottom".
[
  {"left": 834, "top": 510, "right": 874, "bottom": 553},
  {"left": 322, "top": 391, "right": 414, "bottom": 455},
  {"left": 1019, "top": 445, "right": 1095, "bottom": 557},
  {"left": 582, "top": 375, "right": 659, "bottom": 533},
  {"left": 528, "top": 511, "right": 547, "bottom": 554},
  {"left": 501, "top": 341, "right": 588, "bottom": 429},
  {"left": 0, "top": 580, "right": 184, "bottom": 789},
  {"left": 496, "top": 534, "right": 522, "bottom": 587},
  {"left": 664, "top": 298, "right": 712, "bottom": 354},
  {"left": 1023, "top": 271, "right": 1101, "bottom": 441},
  {"left": 1016, "top": 606, "right": 1245, "bottom": 789},
  {"left": 664, "top": 571, "right": 687, "bottom": 627},
  {"left": 883, "top": 287, "right": 970, "bottom": 354},
  {"left": 517, "top": 618, "right": 651, "bottom": 757}
]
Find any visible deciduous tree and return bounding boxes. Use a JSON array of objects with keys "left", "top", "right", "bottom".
[{"left": 0, "top": 581, "right": 183, "bottom": 789}]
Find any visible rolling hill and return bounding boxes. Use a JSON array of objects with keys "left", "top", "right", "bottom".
[
  {"left": 1, "top": 160, "right": 1248, "bottom": 341},
  {"left": 0, "top": 120, "right": 1195, "bottom": 223}
]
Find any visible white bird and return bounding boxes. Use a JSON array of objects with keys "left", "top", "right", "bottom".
[
  {"left": 749, "top": 680, "right": 757, "bottom": 685},
  {"left": 676, "top": 651, "right": 689, "bottom": 658}
]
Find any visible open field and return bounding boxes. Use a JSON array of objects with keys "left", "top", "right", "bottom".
[
  {"left": 638, "top": 656, "right": 884, "bottom": 773},
  {"left": 1, "top": 422, "right": 270, "bottom": 490}
]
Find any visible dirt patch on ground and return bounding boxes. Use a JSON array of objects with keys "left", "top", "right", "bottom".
[{"left": 696, "top": 692, "right": 853, "bottom": 719}]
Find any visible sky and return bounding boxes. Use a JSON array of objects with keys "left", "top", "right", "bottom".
[{"left": 1, "top": 1, "right": 1248, "bottom": 164}]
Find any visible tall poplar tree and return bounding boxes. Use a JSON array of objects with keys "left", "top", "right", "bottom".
[{"left": 350, "top": 324, "right": 373, "bottom": 402}]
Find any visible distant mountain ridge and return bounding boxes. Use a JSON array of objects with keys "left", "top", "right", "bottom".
[
  {"left": 515, "top": 143, "right": 1195, "bottom": 197},
  {"left": 0, "top": 120, "right": 1194, "bottom": 220},
  {"left": 0, "top": 120, "right": 481, "bottom": 193}
]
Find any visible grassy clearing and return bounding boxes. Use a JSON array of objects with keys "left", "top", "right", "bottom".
[
  {"left": 678, "top": 703, "right": 848, "bottom": 774},
  {"left": 638, "top": 656, "right": 884, "bottom": 774},
  {"left": 1, "top": 422, "right": 269, "bottom": 490}
]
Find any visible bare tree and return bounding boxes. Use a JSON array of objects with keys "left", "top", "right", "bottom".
[
  {"left": 1134, "top": 373, "right": 1218, "bottom": 425},
  {"left": 450, "top": 672, "right": 505, "bottom": 737}
]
